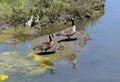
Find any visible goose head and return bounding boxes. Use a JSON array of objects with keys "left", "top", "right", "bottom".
[
  {"left": 49, "top": 34, "right": 54, "bottom": 45},
  {"left": 71, "top": 17, "right": 75, "bottom": 26}
]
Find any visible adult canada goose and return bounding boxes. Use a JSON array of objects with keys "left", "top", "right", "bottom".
[
  {"left": 26, "top": 15, "right": 39, "bottom": 27},
  {"left": 56, "top": 18, "right": 76, "bottom": 39},
  {"left": 33, "top": 34, "right": 54, "bottom": 52},
  {"left": 25, "top": 15, "right": 34, "bottom": 27}
]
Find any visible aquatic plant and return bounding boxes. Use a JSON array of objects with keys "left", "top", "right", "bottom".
[
  {"left": 0, "top": 74, "right": 8, "bottom": 82},
  {"left": 0, "top": 0, "right": 104, "bottom": 20},
  {"left": 0, "top": 50, "right": 54, "bottom": 76},
  {"left": 0, "top": 27, "right": 32, "bottom": 43}
]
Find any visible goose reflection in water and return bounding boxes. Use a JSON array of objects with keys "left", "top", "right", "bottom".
[
  {"left": 48, "top": 53, "right": 77, "bottom": 76},
  {"left": 50, "top": 69, "right": 55, "bottom": 76},
  {"left": 62, "top": 53, "right": 77, "bottom": 71}
]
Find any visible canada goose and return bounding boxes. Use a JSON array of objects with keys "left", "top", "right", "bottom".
[
  {"left": 33, "top": 34, "right": 54, "bottom": 52},
  {"left": 56, "top": 18, "right": 76, "bottom": 39},
  {"left": 55, "top": 43, "right": 65, "bottom": 50},
  {"left": 25, "top": 15, "right": 34, "bottom": 27},
  {"left": 26, "top": 15, "right": 39, "bottom": 27}
]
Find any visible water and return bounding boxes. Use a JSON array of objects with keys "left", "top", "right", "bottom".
[
  {"left": 78, "top": 0, "right": 120, "bottom": 82},
  {"left": 1, "top": 0, "right": 120, "bottom": 82}
]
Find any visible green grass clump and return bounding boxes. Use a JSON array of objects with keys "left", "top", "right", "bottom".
[{"left": 0, "top": 0, "right": 103, "bottom": 19}]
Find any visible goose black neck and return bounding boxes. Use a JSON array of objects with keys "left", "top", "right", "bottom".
[
  {"left": 49, "top": 35, "right": 52, "bottom": 42},
  {"left": 71, "top": 19, "right": 75, "bottom": 26}
]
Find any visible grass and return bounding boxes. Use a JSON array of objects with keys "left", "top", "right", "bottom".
[{"left": 0, "top": 0, "right": 103, "bottom": 19}]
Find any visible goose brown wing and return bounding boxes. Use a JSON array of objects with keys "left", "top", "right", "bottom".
[
  {"left": 63, "top": 27, "right": 74, "bottom": 35},
  {"left": 40, "top": 42, "right": 51, "bottom": 49}
]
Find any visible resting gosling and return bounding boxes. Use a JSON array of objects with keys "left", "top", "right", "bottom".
[
  {"left": 33, "top": 34, "right": 54, "bottom": 52},
  {"left": 56, "top": 18, "right": 76, "bottom": 39}
]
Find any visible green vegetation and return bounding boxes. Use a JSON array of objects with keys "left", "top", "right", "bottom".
[
  {"left": 0, "top": 27, "right": 30, "bottom": 43},
  {"left": 0, "top": 0, "right": 104, "bottom": 20},
  {"left": 0, "top": 51, "right": 54, "bottom": 76},
  {"left": 0, "top": 0, "right": 30, "bottom": 18}
]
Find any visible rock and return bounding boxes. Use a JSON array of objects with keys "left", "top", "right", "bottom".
[
  {"left": 29, "top": 27, "right": 41, "bottom": 35},
  {"left": 0, "top": 20, "right": 13, "bottom": 31},
  {"left": 93, "top": 10, "right": 101, "bottom": 16},
  {"left": 40, "top": 16, "right": 50, "bottom": 27},
  {"left": 85, "top": 11, "right": 92, "bottom": 18}
]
